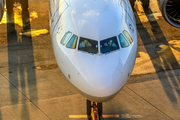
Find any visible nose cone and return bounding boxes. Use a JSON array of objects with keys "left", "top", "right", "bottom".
[
  {"left": 78, "top": 65, "right": 124, "bottom": 101},
  {"left": 73, "top": 51, "right": 126, "bottom": 102}
]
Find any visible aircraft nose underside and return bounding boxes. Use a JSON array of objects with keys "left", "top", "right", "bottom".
[{"left": 78, "top": 65, "right": 125, "bottom": 100}]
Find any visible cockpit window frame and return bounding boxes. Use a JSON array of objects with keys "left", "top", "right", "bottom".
[
  {"left": 61, "top": 31, "right": 133, "bottom": 54},
  {"left": 78, "top": 37, "right": 99, "bottom": 54},
  {"left": 100, "top": 36, "right": 120, "bottom": 54},
  {"left": 60, "top": 31, "right": 73, "bottom": 45},
  {"left": 66, "top": 34, "right": 78, "bottom": 49},
  {"left": 118, "top": 33, "right": 130, "bottom": 48},
  {"left": 123, "top": 30, "right": 133, "bottom": 44}
]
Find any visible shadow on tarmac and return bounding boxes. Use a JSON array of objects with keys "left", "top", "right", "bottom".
[
  {"left": 134, "top": 8, "right": 180, "bottom": 106},
  {"left": 6, "top": 0, "right": 37, "bottom": 119}
]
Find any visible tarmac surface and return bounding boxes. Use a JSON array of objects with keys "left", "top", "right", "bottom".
[{"left": 0, "top": 0, "right": 180, "bottom": 120}]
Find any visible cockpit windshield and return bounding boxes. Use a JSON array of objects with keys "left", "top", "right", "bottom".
[
  {"left": 78, "top": 37, "right": 98, "bottom": 54},
  {"left": 100, "top": 36, "right": 119, "bottom": 54},
  {"left": 63, "top": 31, "right": 132, "bottom": 54}
]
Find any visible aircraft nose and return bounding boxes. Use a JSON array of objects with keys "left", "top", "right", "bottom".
[{"left": 78, "top": 65, "right": 124, "bottom": 98}]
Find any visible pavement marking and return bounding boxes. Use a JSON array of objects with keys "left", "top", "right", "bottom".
[
  {"left": 69, "top": 115, "right": 88, "bottom": 119},
  {"left": 19, "top": 29, "right": 49, "bottom": 37},
  {"left": 0, "top": 4, "right": 38, "bottom": 26},
  {"left": 121, "top": 114, "right": 143, "bottom": 119},
  {"left": 69, "top": 114, "right": 119, "bottom": 119},
  {"left": 69, "top": 114, "right": 143, "bottom": 119},
  {"left": 168, "top": 40, "right": 180, "bottom": 52},
  {"left": 102, "top": 115, "right": 120, "bottom": 118},
  {"left": 34, "top": 64, "right": 58, "bottom": 70},
  {"left": 134, "top": 1, "right": 162, "bottom": 23}
]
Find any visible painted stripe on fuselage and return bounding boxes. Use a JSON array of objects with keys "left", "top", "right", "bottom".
[
  {"left": 52, "top": 14, "right": 61, "bottom": 33},
  {"left": 51, "top": 7, "right": 59, "bottom": 20},
  {"left": 51, "top": 1, "right": 69, "bottom": 33}
]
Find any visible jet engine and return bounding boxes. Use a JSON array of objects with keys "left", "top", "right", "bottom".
[
  {"left": 158, "top": 0, "right": 180, "bottom": 28},
  {"left": 0, "top": 0, "right": 4, "bottom": 22}
]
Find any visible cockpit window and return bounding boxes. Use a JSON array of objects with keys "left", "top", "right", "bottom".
[
  {"left": 100, "top": 36, "right": 119, "bottom": 54},
  {"left": 118, "top": 34, "right": 130, "bottom": 48},
  {"left": 66, "top": 35, "right": 78, "bottom": 49},
  {"left": 60, "top": 31, "right": 72, "bottom": 45},
  {"left": 123, "top": 30, "right": 133, "bottom": 44},
  {"left": 78, "top": 37, "right": 98, "bottom": 54}
]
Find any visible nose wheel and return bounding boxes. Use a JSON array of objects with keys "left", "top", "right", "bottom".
[{"left": 87, "top": 100, "right": 102, "bottom": 120}]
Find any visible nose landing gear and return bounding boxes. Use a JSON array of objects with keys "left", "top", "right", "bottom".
[
  {"left": 69, "top": 100, "right": 119, "bottom": 119},
  {"left": 87, "top": 100, "right": 102, "bottom": 120}
]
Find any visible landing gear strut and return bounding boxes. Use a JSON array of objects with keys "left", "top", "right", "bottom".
[{"left": 87, "top": 100, "right": 102, "bottom": 120}]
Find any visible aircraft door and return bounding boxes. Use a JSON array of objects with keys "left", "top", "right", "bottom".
[{"left": 50, "top": 0, "right": 69, "bottom": 33}]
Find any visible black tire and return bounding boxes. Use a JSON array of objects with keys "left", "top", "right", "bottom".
[
  {"left": 130, "top": 0, "right": 135, "bottom": 8},
  {"left": 141, "top": 0, "right": 149, "bottom": 8},
  {"left": 86, "top": 100, "right": 91, "bottom": 116},
  {"left": 97, "top": 103, "right": 102, "bottom": 117}
]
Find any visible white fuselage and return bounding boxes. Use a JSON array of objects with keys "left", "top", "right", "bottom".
[
  {"left": 49, "top": 0, "right": 137, "bottom": 102},
  {"left": 0, "top": 0, "right": 4, "bottom": 22}
]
